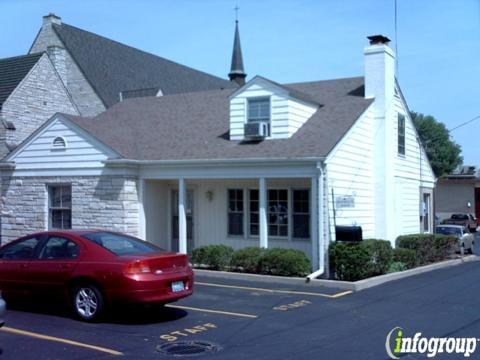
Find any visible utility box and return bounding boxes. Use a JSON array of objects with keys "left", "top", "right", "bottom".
[{"left": 335, "top": 225, "right": 363, "bottom": 242}]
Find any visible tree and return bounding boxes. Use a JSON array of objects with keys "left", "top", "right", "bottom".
[{"left": 411, "top": 111, "right": 462, "bottom": 177}]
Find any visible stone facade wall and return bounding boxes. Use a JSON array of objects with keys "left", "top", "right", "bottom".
[
  {"left": 30, "top": 21, "right": 106, "bottom": 116},
  {"left": 0, "top": 55, "right": 78, "bottom": 157},
  {"left": 0, "top": 175, "right": 139, "bottom": 244}
]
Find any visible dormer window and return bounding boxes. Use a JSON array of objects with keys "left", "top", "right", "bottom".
[
  {"left": 52, "top": 136, "right": 67, "bottom": 150},
  {"left": 247, "top": 97, "right": 270, "bottom": 123}
]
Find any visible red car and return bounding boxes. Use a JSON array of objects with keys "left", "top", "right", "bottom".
[{"left": 0, "top": 230, "right": 194, "bottom": 321}]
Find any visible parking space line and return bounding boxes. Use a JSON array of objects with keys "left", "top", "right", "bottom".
[
  {"left": 165, "top": 304, "right": 258, "bottom": 319},
  {"left": 0, "top": 326, "right": 123, "bottom": 356},
  {"left": 196, "top": 282, "right": 353, "bottom": 298}
]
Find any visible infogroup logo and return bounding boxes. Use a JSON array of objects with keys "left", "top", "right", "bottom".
[{"left": 385, "top": 327, "right": 478, "bottom": 358}]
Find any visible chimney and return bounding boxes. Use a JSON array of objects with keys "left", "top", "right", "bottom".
[
  {"left": 47, "top": 45, "right": 67, "bottom": 86},
  {"left": 42, "top": 13, "right": 62, "bottom": 27},
  {"left": 364, "top": 34, "right": 395, "bottom": 112}
]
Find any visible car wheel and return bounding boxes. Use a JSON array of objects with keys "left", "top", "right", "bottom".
[{"left": 72, "top": 285, "right": 104, "bottom": 322}]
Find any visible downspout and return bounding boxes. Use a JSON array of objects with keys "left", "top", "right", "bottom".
[{"left": 306, "top": 162, "right": 325, "bottom": 281}]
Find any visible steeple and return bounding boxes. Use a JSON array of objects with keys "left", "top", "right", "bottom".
[{"left": 228, "top": 19, "right": 246, "bottom": 86}]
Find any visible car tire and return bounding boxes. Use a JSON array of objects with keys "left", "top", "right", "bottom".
[{"left": 71, "top": 284, "right": 105, "bottom": 322}]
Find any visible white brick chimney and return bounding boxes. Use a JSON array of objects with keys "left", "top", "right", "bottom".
[
  {"left": 42, "top": 13, "right": 62, "bottom": 27},
  {"left": 364, "top": 35, "right": 395, "bottom": 114},
  {"left": 47, "top": 45, "right": 67, "bottom": 86}
]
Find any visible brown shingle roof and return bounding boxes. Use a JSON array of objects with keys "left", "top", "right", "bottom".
[{"left": 65, "top": 76, "right": 373, "bottom": 161}]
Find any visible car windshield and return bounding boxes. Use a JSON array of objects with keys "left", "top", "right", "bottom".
[
  {"left": 451, "top": 214, "right": 468, "bottom": 220},
  {"left": 81, "top": 232, "right": 164, "bottom": 256},
  {"left": 435, "top": 227, "right": 461, "bottom": 236}
]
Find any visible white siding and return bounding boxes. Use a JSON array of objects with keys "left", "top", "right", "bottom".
[
  {"left": 326, "top": 106, "right": 376, "bottom": 238},
  {"left": 12, "top": 118, "right": 112, "bottom": 170},
  {"left": 229, "top": 78, "right": 317, "bottom": 140}
]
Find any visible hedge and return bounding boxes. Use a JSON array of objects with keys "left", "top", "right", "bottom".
[
  {"left": 192, "top": 246, "right": 311, "bottom": 277},
  {"left": 191, "top": 245, "right": 234, "bottom": 271},
  {"left": 396, "top": 234, "right": 457, "bottom": 266},
  {"left": 329, "top": 242, "right": 371, "bottom": 281},
  {"left": 361, "top": 239, "right": 393, "bottom": 276},
  {"left": 392, "top": 247, "right": 417, "bottom": 269},
  {"left": 258, "top": 248, "right": 311, "bottom": 277},
  {"left": 231, "top": 247, "right": 266, "bottom": 273}
]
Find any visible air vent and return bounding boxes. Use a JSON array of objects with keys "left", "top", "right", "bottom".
[
  {"left": 244, "top": 122, "right": 269, "bottom": 139},
  {"left": 52, "top": 136, "right": 66, "bottom": 150}
]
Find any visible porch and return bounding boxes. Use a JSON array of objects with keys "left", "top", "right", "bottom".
[{"left": 136, "top": 161, "right": 326, "bottom": 270}]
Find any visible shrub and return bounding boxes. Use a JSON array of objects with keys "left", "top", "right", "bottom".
[
  {"left": 396, "top": 234, "right": 457, "bottom": 265},
  {"left": 387, "top": 261, "right": 408, "bottom": 273},
  {"left": 329, "top": 242, "right": 370, "bottom": 281},
  {"left": 392, "top": 247, "right": 417, "bottom": 269},
  {"left": 361, "top": 239, "right": 393, "bottom": 276},
  {"left": 258, "top": 248, "right": 311, "bottom": 277},
  {"left": 191, "top": 245, "right": 234, "bottom": 270},
  {"left": 231, "top": 247, "right": 266, "bottom": 273}
]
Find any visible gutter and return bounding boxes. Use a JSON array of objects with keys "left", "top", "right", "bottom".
[
  {"left": 104, "top": 157, "right": 326, "bottom": 167},
  {"left": 0, "top": 162, "right": 15, "bottom": 170},
  {"left": 306, "top": 161, "right": 326, "bottom": 282}
]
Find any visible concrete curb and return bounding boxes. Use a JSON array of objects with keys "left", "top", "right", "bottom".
[{"left": 194, "top": 255, "right": 480, "bottom": 292}]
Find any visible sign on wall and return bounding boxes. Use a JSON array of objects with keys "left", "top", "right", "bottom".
[{"left": 336, "top": 195, "right": 355, "bottom": 209}]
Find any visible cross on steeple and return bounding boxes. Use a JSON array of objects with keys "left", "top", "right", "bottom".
[{"left": 234, "top": 3, "right": 239, "bottom": 22}]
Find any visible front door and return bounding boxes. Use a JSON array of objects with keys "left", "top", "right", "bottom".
[{"left": 171, "top": 190, "right": 194, "bottom": 253}]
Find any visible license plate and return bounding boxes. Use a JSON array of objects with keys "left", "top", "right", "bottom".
[{"left": 171, "top": 281, "right": 185, "bottom": 292}]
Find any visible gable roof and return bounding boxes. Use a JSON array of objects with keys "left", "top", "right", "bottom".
[
  {"left": 51, "top": 23, "right": 235, "bottom": 107},
  {"left": 63, "top": 76, "right": 373, "bottom": 162},
  {"left": 0, "top": 53, "right": 43, "bottom": 110}
]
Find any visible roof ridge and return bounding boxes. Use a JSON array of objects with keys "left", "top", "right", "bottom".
[
  {"left": 285, "top": 76, "right": 364, "bottom": 86},
  {"left": 55, "top": 23, "right": 229, "bottom": 83}
]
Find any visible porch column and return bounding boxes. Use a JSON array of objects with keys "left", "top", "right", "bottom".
[
  {"left": 178, "top": 177, "right": 187, "bottom": 254},
  {"left": 310, "top": 176, "right": 319, "bottom": 270},
  {"left": 259, "top": 177, "right": 268, "bottom": 248}
]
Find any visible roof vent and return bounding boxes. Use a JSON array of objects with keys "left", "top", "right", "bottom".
[
  {"left": 52, "top": 136, "right": 67, "bottom": 150},
  {"left": 367, "top": 35, "right": 391, "bottom": 45}
]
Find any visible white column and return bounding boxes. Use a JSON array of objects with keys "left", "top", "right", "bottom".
[
  {"left": 259, "top": 177, "right": 268, "bottom": 248},
  {"left": 178, "top": 177, "right": 187, "bottom": 254},
  {"left": 310, "top": 176, "right": 319, "bottom": 270},
  {"left": 138, "top": 179, "right": 146, "bottom": 240}
]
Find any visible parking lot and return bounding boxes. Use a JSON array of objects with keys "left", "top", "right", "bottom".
[{"left": 2, "top": 252, "right": 480, "bottom": 359}]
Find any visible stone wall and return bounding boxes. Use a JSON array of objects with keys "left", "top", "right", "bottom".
[
  {"left": 0, "top": 55, "right": 78, "bottom": 156},
  {"left": 30, "top": 20, "right": 106, "bottom": 116},
  {"left": 0, "top": 175, "right": 139, "bottom": 244}
]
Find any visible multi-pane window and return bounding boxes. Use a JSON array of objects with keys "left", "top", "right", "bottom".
[
  {"left": 293, "top": 190, "right": 310, "bottom": 239},
  {"left": 49, "top": 185, "right": 72, "bottom": 229},
  {"left": 249, "top": 190, "right": 259, "bottom": 236},
  {"left": 268, "top": 189, "right": 288, "bottom": 237},
  {"left": 398, "top": 114, "right": 406, "bottom": 155},
  {"left": 228, "top": 189, "right": 244, "bottom": 236},
  {"left": 247, "top": 97, "right": 270, "bottom": 123}
]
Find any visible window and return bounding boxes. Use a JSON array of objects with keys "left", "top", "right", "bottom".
[
  {"left": 49, "top": 185, "right": 72, "bottom": 229},
  {"left": 293, "top": 190, "right": 310, "bottom": 238},
  {"left": 0, "top": 237, "right": 40, "bottom": 260},
  {"left": 228, "top": 189, "right": 244, "bottom": 236},
  {"left": 82, "top": 232, "right": 164, "bottom": 256},
  {"left": 247, "top": 97, "right": 270, "bottom": 123},
  {"left": 268, "top": 189, "right": 288, "bottom": 237},
  {"left": 39, "top": 237, "right": 79, "bottom": 259},
  {"left": 398, "top": 114, "right": 405, "bottom": 155}
]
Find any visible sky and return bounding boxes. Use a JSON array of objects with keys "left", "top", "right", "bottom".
[{"left": 0, "top": 0, "right": 479, "bottom": 164}]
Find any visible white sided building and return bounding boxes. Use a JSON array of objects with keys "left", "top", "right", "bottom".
[{"left": 0, "top": 30, "right": 435, "bottom": 276}]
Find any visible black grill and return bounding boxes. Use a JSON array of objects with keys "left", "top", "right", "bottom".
[{"left": 157, "top": 341, "right": 220, "bottom": 357}]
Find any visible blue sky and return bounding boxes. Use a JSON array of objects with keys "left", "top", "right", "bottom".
[{"left": 1, "top": 0, "right": 479, "bottom": 164}]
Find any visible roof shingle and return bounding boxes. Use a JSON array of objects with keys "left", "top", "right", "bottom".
[
  {"left": 52, "top": 23, "right": 235, "bottom": 107},
  {"left": 64, "top": 77, "right": 373, "bottom": 161}
]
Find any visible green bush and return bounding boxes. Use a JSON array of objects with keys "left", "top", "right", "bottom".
[
  {"left": 191, "top": 245, "right": 234, "bottom": 270},
  {"left": 231, "top": 247, "right": 266, "bottom": 273},
  {"left": 396, "top": 234, "right": 457, "bottom": 265},
  {"left": 392, "top": 247, "right": 417, "bottom": 269},
  {"left": 258, "top": 248, "right": 311, "bottom": 277},
  {"left": 329, "top": 242, "right": 371, "bottom": 281},
  {"left": 361, "top": 239, "right": 393, "bottom": 276},
  {"left": 387, "top": 261, "right": 408, "bottom": 273}
]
